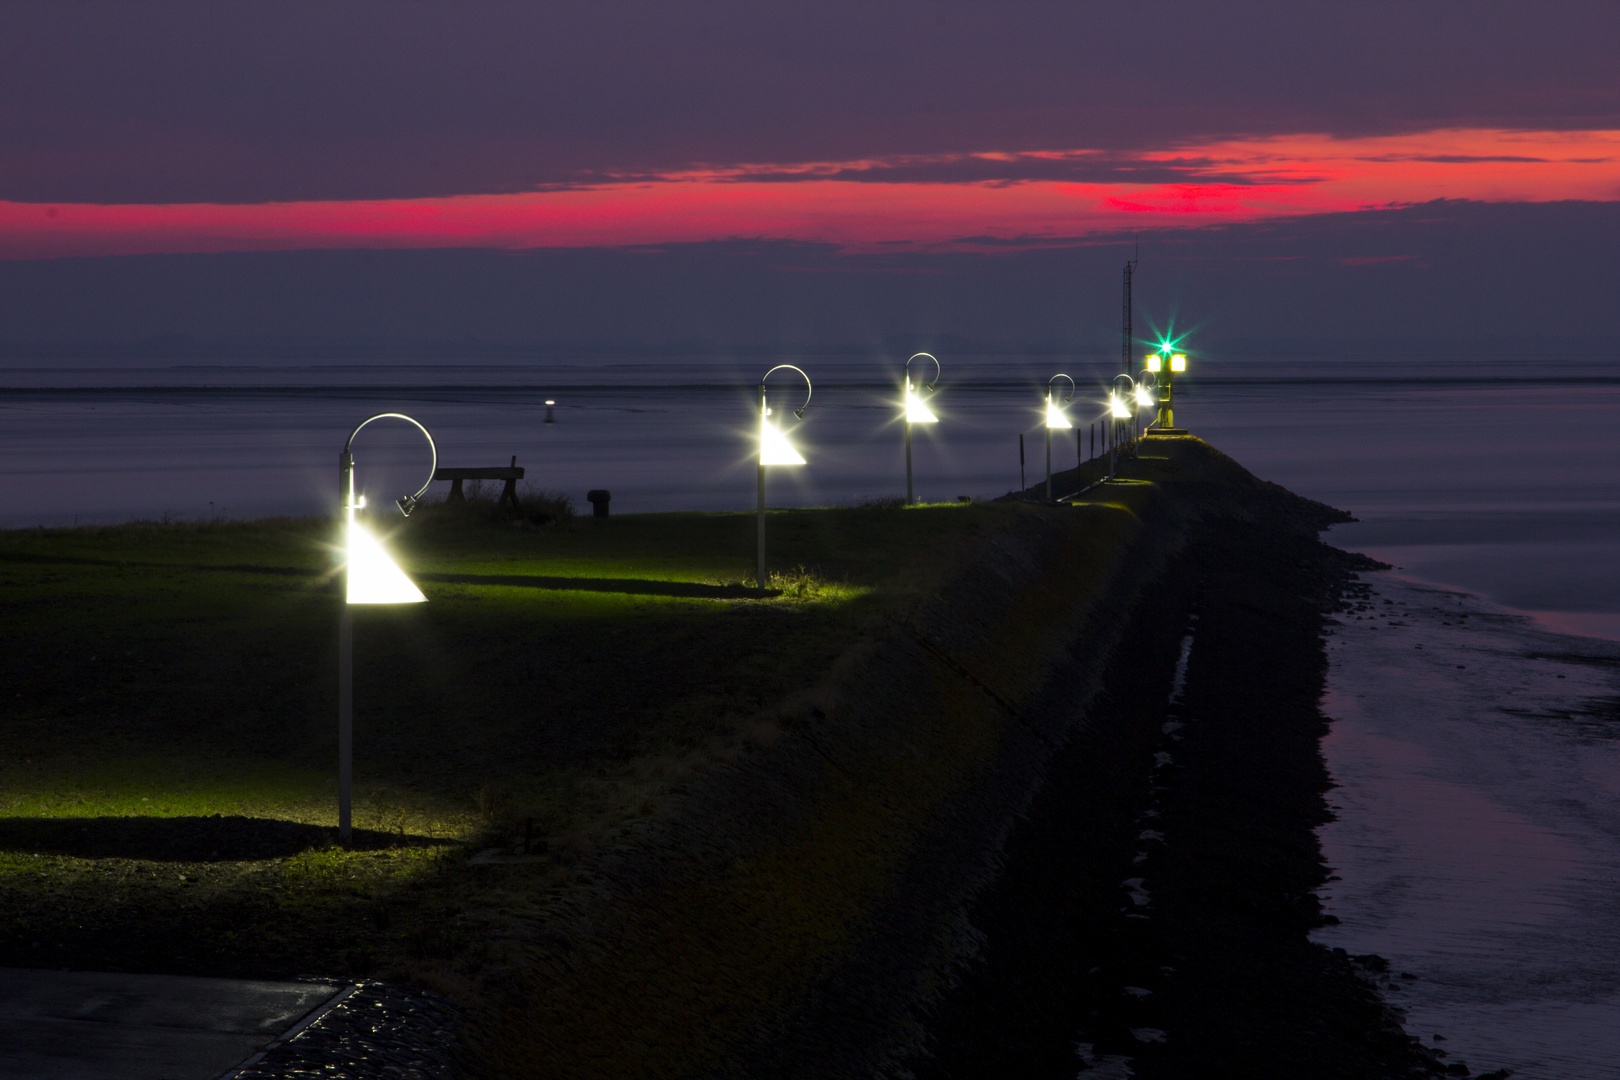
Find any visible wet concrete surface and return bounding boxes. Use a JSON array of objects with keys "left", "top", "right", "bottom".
[{"left": 0, "top": 967, "right": 340, "bottom": 1079}]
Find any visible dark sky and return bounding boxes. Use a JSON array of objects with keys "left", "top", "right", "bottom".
[{"left": 1, "top": 2, "right": 1616, "bottom": 353}]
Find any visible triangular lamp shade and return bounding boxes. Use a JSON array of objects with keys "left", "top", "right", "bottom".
[
  {"left": 760, "top": 414, "right": 806, "bottom": 466},
  {"left": 347, "top": 520, "right": 427, "bottom": 604},
  {"left": 1045, "top": 398, "right": 1073, "bottom": 429},
  {"left": 905, "top": 387, "right": 938, "bottom": 424},
  {"left": 1109, "top": 394, "right": 1131, "bottom": 419}
]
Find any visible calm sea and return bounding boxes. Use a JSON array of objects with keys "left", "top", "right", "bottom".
[{"left": 4, "top": 352, "right": 1619, "bottom": 1073}]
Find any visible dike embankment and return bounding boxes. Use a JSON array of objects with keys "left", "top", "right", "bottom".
[{"left": 475, "top": 437, "right": 1440, "bottom": 1080}]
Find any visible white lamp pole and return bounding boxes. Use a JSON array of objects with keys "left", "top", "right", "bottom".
[
  {"left": 1044, "top": 373, "right": 1075, "bottom": 500},
  {"left": 338, "top": 412, "right": 437, "bottom": 846},
  {"left": 902, "top": 352, "right": 939, "bottom": 504},
  {"left": 1108, "top": 375, "right": 1135, "bottom": 481},
  {"left": 756, "top": 365, "right": 811, "bottom": 590}
]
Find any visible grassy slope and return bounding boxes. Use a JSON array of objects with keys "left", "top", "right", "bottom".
[
  {"left": 0, "top": 500, "right": 1037, "bottom": 984},
  {"left": 7, "top": 441, "right": 1297, "bottom": 1079}
]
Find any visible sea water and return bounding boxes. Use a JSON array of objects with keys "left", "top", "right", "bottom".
[
  {"left": 5, "top": 351, "right": 1620, "bottom": 1071},
  {"left": 1315, "top": 580, "right": 1620, "bottom": 1079}
]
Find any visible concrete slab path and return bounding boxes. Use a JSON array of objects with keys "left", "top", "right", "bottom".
[{"left": 0, "top": 967, "right": 342, "bottom": 1080}]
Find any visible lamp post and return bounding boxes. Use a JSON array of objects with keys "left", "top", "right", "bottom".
[
  {"left": 757, "top": 364, "right": 811, "bottom": 590},
  {"left": 1044, "top": 373, "right": 1074, "bottom": 500},
  {"left": 1133, "top": 379, "right": 1156, "bottom": 438},
  {"left": 902, "top": 352, "right": 939, "bottom": 504},
  {"left": 1144, "top": 348, "right": 1187, "bottom": 432},
  {"left": 338, "top": 412, "right": 437, "bottom": 846},
  {"left": 1108, "top": 374, "right": 1135, "bottom": 480}
]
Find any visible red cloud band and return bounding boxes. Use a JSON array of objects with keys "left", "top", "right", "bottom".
[{"left": 3, "top": 129, "right": 1616, "bottom": 259}]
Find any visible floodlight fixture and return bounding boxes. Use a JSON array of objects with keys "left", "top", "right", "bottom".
[
  {"left": 1171, "top": 353, "right": 1187, "bottom": 373},
  {"left": 757, "top": 364, "right": 812, "bottom": 589},
  {"left": 336, "top": 411, "right": 437, "bottom": 845}
]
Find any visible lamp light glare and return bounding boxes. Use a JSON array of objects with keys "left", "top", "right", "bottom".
[
  {"left": 1171, "top": 353, "right": 1187, "bottom": 372},
  {"left": 1134, "top": 385, "right": 1154, "bottom": 408},
  {"left": 1145, "top": 354, "right": 1162, "bottom": 373},
  {"left": 346, "top": 520, "right": 426, "bottom": 604},
  {"left": 904, "top": 383, "right": 938, "bottom": 424},
  {"left": 1109, "top": 393, "right": 1131, "bottom": 419},
  {"left": 1044, "top": 396, "right": 1072, "bottom": 429},
  {"left": 759, "top": 410, "right": 806, "bottom": 466}
]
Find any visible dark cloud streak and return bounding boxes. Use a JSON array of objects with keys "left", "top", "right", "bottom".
[
  {"left": 1, "top": 2, "right": 1617, "bottom": 203},
  {"left": 1, "top": 201, "right": 1614, "bottom": 355}
]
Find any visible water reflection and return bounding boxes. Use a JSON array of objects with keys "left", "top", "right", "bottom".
[{"left": 1318, "top": 575, "right": 1620, "bottom": 1079}]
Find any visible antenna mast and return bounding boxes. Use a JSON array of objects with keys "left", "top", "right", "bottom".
[{"left": 1121, "top": 245, "right": 1138, "bottom": 374}]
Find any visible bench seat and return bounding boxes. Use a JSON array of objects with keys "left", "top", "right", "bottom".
[{"left": 434, "top": 464, "right": 525, "bottom": 508}]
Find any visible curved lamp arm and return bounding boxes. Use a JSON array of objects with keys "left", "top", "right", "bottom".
[
  {"left": 761, "top": 364, "right": 813, "bottom": 418},
  {"left": 905, "top": 351, "right": 941, "bottom": 392},
  {"left": 342, "top": 412, "right": 439, "bottom": 516},
  {"left": 1047, "top": 372, "right": 1075, "bottom": 404}
]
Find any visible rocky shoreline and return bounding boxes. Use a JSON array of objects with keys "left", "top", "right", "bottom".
[
  {"left": 908, "top": 505, "right": 1493, "bottom": 1077},
  {"left": 231, "top": 981, "right": 462, "bottom": 1080}
]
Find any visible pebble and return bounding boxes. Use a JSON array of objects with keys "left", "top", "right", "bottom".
[{"left": 232, "top": 981, "right": 461, "bottom": 1079}]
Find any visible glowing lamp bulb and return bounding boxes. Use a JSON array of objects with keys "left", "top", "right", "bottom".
[
  {"left": 1145, "top": 353, "right": 1162, "bottom": 373},
  {"left": 346, "top": 519, "right": 426, "bottom": 604},
  {"left": 1171, "top": 354, "right": 1187, "bottom": 372},
  {"left": 1044, "top": 395, "right": 1072, "bottom": 429},
  {"left": 904, "top": 381, "right": 938, "bottom": 424},
  {"left": 759, "top": 406, "right": 806, "bottom": 466},
  {"left": 1134, "top": 385, "right": 1154, "bottom": 409},
  {"left": 1109, "top": 394, "right": 1131, "bottom": 419}
]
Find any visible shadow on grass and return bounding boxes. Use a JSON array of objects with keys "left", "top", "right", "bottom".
[
  {"left": 418, "top": 571, "right": 780, "bottom": 599},
  {"left": 0, "top": 554, "right": 775, "bottom": 599},
  {"left": 0, "top": 550, "right": 322, "bottom": 578},
  {"left": 0, "top": 815, "right": 458, "bottom": 862}
]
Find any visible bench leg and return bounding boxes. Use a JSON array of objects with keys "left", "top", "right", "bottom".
[
  {"left": 448, "top": 479, "right": 465, "bottom": 504},
  {"left": 500, "top": 479, "right": 519, "bottom": 511}
]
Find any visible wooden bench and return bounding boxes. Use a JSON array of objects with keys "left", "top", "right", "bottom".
[{"left": 435, "top": 455, "right": 524, "bottom": 511}]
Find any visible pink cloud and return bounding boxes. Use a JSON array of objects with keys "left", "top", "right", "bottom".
[{"left": 3, "top": 128, "right": 1618, "bottom": 259}]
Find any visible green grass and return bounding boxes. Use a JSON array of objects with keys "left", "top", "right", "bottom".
[{"left": 0, "top": 498, "right": 1025, "bottom": 983}]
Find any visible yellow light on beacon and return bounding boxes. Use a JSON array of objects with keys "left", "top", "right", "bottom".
[
  {"left": 759, "top": 405, "right": 806, "bottom": 466},
  {"left": 1044, "top": 394, "right": 1072, "bottom": 429},
  {"left": 1109, "top": 393, "right": 1131, "bottom": 419},
  {"left": 1134, "top": 384, "right": 1155, "bottom": 409},
  {"left": 904, "top": 380, "right": 938, "bottom": 424},
  {"left": 1171, "top": 353, "right": 1187, "bottom": 372},
  {"left": 1145, "top": 353, "right": 1162, "bottom": 373},
  {"left": 346, "top": 517, "right": 426, "bottom": 604}
]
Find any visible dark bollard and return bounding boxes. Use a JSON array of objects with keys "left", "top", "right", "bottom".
[{"left": 587, "top": 489, "right": 611, "bottom": 518}]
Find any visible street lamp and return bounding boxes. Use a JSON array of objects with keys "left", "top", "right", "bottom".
[
  {"left": 902, "top": 352, "right": 939, "bottom": 505},
  {"left": 757, "top": 364, "right": 811, "bottom": 590},
  {"left": 1133, "top": 380, "right": 1156, "bottom": 437},
  {"left": 1143, "top": 347, "right": 1187, "bottom": 433},
  {"left": 1108, "top": 374, "right": 1135, "bottom": 480},
  {"left": 337, "top": 412, "right": 437, "bottom": 846},
  {"left": 1044, "top": 373, "right": 1074, "bottom": 500}
]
